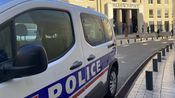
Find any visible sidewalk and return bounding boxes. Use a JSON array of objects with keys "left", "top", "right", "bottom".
[
  {"left": 127, "top": 46, "right": 175, "bottom": 98},
  {"left": 116, "top": 32, "right": 172, "bottom": 40}
]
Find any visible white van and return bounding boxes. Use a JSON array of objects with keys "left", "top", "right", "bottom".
[{"left": 0, "top": 0, "right": 119, "bottom": 98}]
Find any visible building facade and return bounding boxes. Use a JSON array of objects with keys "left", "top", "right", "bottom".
[
  {"left": 64, "top": 0, "right": 173, "bottom": 37},
  {"left": 142, "top": 0, "right": 173, "bottom": 34}
]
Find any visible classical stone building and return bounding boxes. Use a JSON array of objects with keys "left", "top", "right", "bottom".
[
  {"left": 64, "top": 0, "right": 173, "bottom": 37},
  {"left": 142, "top": 0, "right": 173, "bottom": 33}
]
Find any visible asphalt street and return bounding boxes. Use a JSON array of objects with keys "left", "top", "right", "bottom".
[{"left": 116, "top": 39, "right": 174, "bottom": 92}]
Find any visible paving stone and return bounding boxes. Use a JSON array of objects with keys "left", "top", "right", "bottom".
[{"left": 127, "top": 49, "right": 174, "bottom": 98}]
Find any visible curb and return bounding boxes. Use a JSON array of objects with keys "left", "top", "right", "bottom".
[
  {"left": 115, "top": 44, "right": 171, "bottom": 98},
  {"left": 116, "top": 36, "right": 173, "bottom": 46}
]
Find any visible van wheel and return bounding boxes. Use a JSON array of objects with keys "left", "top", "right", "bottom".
[{"left": 105, "top": 66, "right": 118, "bottom": 98}]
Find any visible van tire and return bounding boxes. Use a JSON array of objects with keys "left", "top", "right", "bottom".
[{"left": 105, "top": 66, "right": 118, "bottom": 98}]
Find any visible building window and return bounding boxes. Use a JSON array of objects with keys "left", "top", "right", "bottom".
[
  {"left": 132, "top": 0, "right": 136, "bottom": 2},
  {"left": 148, "top": 0, "right": 153, "bottom": 4},
  {"left": 122, "top": 0, "right": 127, "bottom": 2},
  {"left": 157, "top": 0, "right": 161, "bottom": 4},
  {"left": 165, "top": 0, "right": 168, "bottom": 4},
  {"left": 149, "top": 9, "right": 154, "bottom": 18},
  {"left": 157, "top": 9, "right": 161, "bottom": 18},
  {"left": 165, "top": 9, "right": 169, "bottom": 18}
]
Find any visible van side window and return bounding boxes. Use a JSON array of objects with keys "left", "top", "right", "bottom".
[
  {"left": 0, "top": 24, "right": 12, "bottom": 63},
  {"left": 15, "top": 10, "right": 74, "bottom": 61},
  {"left": 102, "top": 19, "right": 113, "bottom": 41},
  {"left": 81, "top": 13, "right": 105, "bottom": 46}
]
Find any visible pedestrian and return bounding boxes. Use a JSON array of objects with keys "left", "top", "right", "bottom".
[
  {"left": 135, "top": 26, "right": 139, "bottom": 38},
  {"left": 135, "top": 25, "right": 138, "bottom": 33},
  {"left": 147, "top": 26, "right": 150, "bottom": 33},
  {"left": 157, "top": 29, "right": 160, "bottom": 38},
  {"left": 142, "top": 25, "right": 144, "bottom": 33},
  {"left": 123, "top": 23, "right": 127, "bottom": 37},
  {"left": 171, "top": 29, "right": 173, "bottom": 36}
]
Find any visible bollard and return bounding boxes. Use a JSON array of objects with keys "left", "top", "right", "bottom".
[
  {"left": 134, "top": 39, "right": 136, "bottom": 42},
  {"left": 153, "top": 59, "right": 158, "bottom": 72},
  {"left": 170, "top": 44, "right": 173, "bottom": 49},
  {"left": 146, "top": 71, "right": 153, "bottom": 90},
  {"left": 140, "top": 38, "right": 142, "bottom": 41},
  {"left": 162, "top": 48, "right": 166, "bottom": 56},
  {"left": 162, "top": 36, "right": 163, "bottom": 39},
  {"left": 127, "top": 39, "right": 129, "bottom": 44},
  {"left": 152, "top": 37, "right": 153, "bottom": 40},
  {"left": 157, "top": 52, "right": 162, "bottom": 62},
  {"left": 166, "top": 45, "right": 169, "bottom": 52},
  {"left": 120, "top": 40, "right": 122, "bottom": 45}
]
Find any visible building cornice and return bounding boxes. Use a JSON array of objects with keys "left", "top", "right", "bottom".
[{"left": 112, "top": 2, "right": 139, "bottom": 9}]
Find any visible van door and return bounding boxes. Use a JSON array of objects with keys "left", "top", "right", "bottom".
[
  {"left": 0, "top": 9, "right": 86, "bottom": 98},
  {"left": 79, "top": 13, "right": 110, "bottom": 97}
]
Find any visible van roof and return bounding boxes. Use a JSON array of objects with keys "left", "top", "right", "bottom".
[
  {"left": 0, "top": 0, "right": 30, "bottom": 13},
  {"left": 75, "top": 5, "right": 105, "bottom": 17},
  {"left": 0, "top": 0, "right": 105, "bottom": 17},
  {"left": 62, "top": 1, "right": 106, "bottom": 17}
]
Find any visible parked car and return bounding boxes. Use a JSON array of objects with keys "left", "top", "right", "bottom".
[{"left": 0, "top": 0, "right": 119, "bottom": 98}]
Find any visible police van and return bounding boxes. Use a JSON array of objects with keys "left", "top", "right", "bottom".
[{"left": 0, "top": 0, "right": 119, "bottom": 98}]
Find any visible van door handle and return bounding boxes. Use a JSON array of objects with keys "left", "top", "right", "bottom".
[
  {"left": 70, "top": 61, "right": 83, "bottom": 70},
  {"left": 108, "top": 43, "right": 116, "bottom": 48},
  {"left": 87, "top": 54, "right": 96, "bottom": 61}
]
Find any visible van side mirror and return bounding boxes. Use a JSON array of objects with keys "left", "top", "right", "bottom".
[{"left": 0, "top": 44, "right": 48, "bottom": 83}]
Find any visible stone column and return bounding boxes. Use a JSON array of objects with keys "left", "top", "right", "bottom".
[
  {"left": 126, "top": 9, "right": 132, "bottom": 37},
  {"left": 116, "top": 9, "right": 123, "bottom": 35},
  {"left": 138, "top": 4, "right": 144, "bottom": 34},
  {"left": 105, "top": 3, "right": 113, "bottom": 20}
]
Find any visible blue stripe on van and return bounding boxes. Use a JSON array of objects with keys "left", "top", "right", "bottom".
[{"left": 26, "top": 49, "right": 116, "bottom": 98}]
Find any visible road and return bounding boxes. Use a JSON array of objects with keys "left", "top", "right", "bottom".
[{"left": 116, "top": 39, "right": 174, "bottom": 92}]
